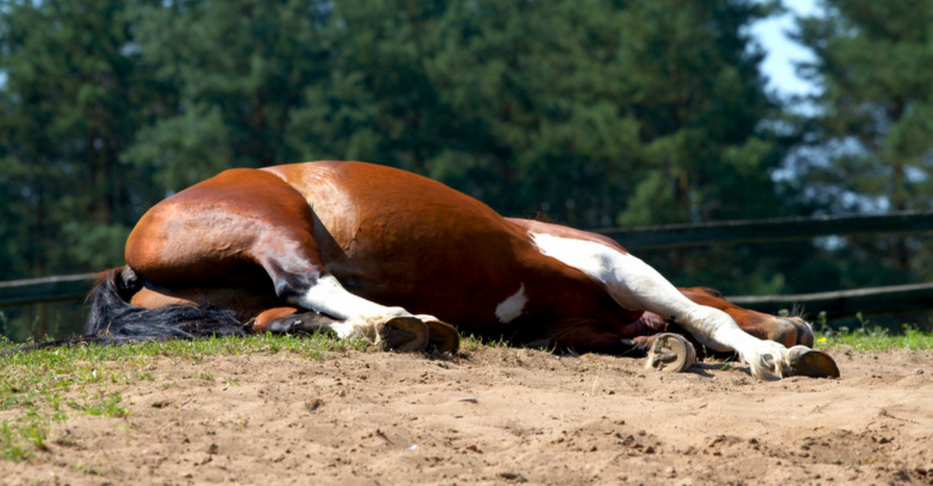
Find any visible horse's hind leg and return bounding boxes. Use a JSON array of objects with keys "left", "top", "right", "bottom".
[
  {"left": 127, "top": 168, "right": 429, "bottom": 352},
  {"left": 532, "top": 233, "right": 800, "bottom": 379}
]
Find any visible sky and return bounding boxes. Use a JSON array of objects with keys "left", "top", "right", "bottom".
[{"left": 750, "top": 0, "right": 820, "bottom": 96}]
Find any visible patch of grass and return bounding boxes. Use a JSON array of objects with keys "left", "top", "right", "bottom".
[
  {"left": 0, "top": 331, "right": 370, "bottom": 463},
  {"left": 73, "top": 453, "right": 115, "bottom": 476},
  {"left": 460, "top": 334, "right": 507, "bottom": 352},
  {"left": 811, "top": 312, "right": 933, "bottom": 352},
  {"left": 68, "top": 392, "right": 128, "bottom": 418},
  {"left": 816, "top": 324, "right": 933, "bottom": 352},
  {"left": 192, "top": 370, "right": 214, "bottom": 381},
  {"left": 1, "top": 420, "right": 38, "bottom": 462}
]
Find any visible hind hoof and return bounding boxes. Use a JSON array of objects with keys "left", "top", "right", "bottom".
[
  {"left": 418, "top": 316, "right": 460, "bottom": 354},
  {"left": 786, "top": 346, "right": 840, "bottom": 378},
  {"left": 376, "top": 317, "right": 429, "bottom": 352},
  {"left": 646, "top": 333, "right": 696, "bottom": 373}
]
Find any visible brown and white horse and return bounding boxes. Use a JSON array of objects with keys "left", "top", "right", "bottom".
[{"left": 87, "top": 161, "right": 838, "bottom": 379}]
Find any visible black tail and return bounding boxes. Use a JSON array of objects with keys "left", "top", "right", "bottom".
[
  {"left": 84, "top": 267, "right": 247, "bottom": 343},
  {"left": 2, "top": 268, "right": 247, "bottom": 355}
]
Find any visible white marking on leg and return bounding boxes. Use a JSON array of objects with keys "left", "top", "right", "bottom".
[
  {"left": 495, "top": 283, "right": 527, "bottom": 323},
  {"left": 295, "top": 274, "right": 399, "bottom": 319},
  {"left": 291, "top": 274, "right": 410, "bottom": 339},
  {"left": 530, "top": 232, "right": 792, "bottom": 379}
]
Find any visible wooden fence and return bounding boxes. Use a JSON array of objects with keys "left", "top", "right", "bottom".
[
  {"left": 0, "top": 273, "right": 96, "bottom": 308},
  {"left": 592, "top": 210, "right": 933, "bottom": 248},
  {"left": 5, "top": 209, "right": 933, "bottom": 320},
  {"left": 728, "top": 283, "right": 933, "bottom": 320}
]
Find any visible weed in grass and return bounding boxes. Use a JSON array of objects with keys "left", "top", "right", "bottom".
[
  {"left": 194, "top": 371, "right": 214, "bottom": 381},
  {"left": 1, "top": 421, "right": 33, "bottom": 462},
  {"left": 74, "top": 453, "right": 115, "bottom": 476},
  {"left": 68, "top": 393, "right": 128, "bottom": 418},
  {"left": 159, "top": 381, "right": 177, "bottom": 390},
  {"left": 460, "top": 334, "right": 507, "bottom": 352}
]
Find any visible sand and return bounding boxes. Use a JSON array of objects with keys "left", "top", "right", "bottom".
[{"left": 2, "top": 345, "right": 932, "bottom": 485}]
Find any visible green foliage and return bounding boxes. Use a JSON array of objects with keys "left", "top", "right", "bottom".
[
  {"left": 0, "top": 0, "right": 156, "bottom": 277},
  {"left": 123, "top": 0, "right": 334, "bottom": 189},
  {"left": 291, "top": 0, "right": 785, "bottom": 228},
  {"left": 816, "top": 323, "right": 933, "bottom": 352},
  {"left": 790, "top": 0, "right": 933, "bottom": 291}
]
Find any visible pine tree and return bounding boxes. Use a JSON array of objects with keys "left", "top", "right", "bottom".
[
  {"left": 0, "top": 0, "right": 159, "bottom": 338},
  {"left": 289, "top": 0, "right": 787, "bottom": 230},
  {"left": 0, "top": 0, "right": 154, "bottom": 276},
  {"left": 793, "top": 0, "right": 933, "bottom": 287},
  {"left": 123, "top": 0, "right": 334, "bottom": 192}
]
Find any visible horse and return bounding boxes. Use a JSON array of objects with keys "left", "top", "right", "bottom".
[{"left": 86, "top": 161, "right": 839, "bottom": 379}]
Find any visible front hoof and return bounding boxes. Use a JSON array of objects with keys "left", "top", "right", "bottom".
[
  {"left": 376, "top": 317, "right": 429, "bottom": 352},
  {"left": 645, "top": 333, "right": 696, "bottom": 373},
  {"left": 786, "top": 346, "right": 840, "bottom": 378}
]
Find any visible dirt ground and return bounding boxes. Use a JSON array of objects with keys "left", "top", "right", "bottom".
[{"left": 2, "top": 345, "right": 932, "bottom": 486}]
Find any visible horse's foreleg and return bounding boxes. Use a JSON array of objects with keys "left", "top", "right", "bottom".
[
  {"left": 239, "top": 186, "right": 429, "bottom": 352},
  {"left": 253, "top": 306, "right": 429, "bottom": 352}
]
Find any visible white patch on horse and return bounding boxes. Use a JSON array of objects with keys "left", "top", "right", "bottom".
[
  {"left": 293, "top": 274, "right": 411, "bottom": 339},
  {"left": 495, "top": 283, "right": 527, "bottom": 323},
  {"left": 530, "top": 232, "right": 794, "bottom": 379}
]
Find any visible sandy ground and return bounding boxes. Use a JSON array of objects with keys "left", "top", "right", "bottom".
[{"left": 2, "top": 345, "right": 932, "bottom": 486}]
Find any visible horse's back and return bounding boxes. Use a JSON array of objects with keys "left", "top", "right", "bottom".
[{"left": 264, "top": 161, "right": 542, "bottom": 329}]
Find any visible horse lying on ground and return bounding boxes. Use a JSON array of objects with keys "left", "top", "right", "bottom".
[{"left": 86, "top": 161, "right": 839, "bottom": 379}]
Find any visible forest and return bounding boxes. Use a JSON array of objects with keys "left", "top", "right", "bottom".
[{"left": 2, "top": 0, "right": 933, "bottom": 340}]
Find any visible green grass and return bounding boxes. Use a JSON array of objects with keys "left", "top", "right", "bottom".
[
  {"left": 815, "top": 324, "right": 933, "bottom": 352},
  {"left": 811, "top": 312, "right": 933, "bottom": 352}
]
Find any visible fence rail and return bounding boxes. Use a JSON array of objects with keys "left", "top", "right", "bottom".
[
  {"left": 3, "top": 272, "right": 929, "bottom": 321},
  {"left": 728, "top": 283, "right": 933, "bottom": 320},
  {"left": 4, "top": 210, "right": 933, "bottom": 319},
  {"left": 594, "top": 209, "right": 933, "bottom": 249},
  {"left": 0, "top": 273, "right": 96, "bottom": 308}
]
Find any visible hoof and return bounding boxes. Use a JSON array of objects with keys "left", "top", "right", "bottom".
[
  {"left": 258, "top": 309, "right": 337, "bottom": 335},
  {"left": 421, "top": 318, "right": 460, "bottom": 354},
  {"left": 645, "top": 333, "right": 696, "bottom": 373},
  {"left": 376, "top": 317, "right": 429, "bottom": 352},
  {"left": 252, "top": 307, "right": 300, "bottom": 333},
  {"left": 786, "top": 346, "right": 840, "bottom": 378}
]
